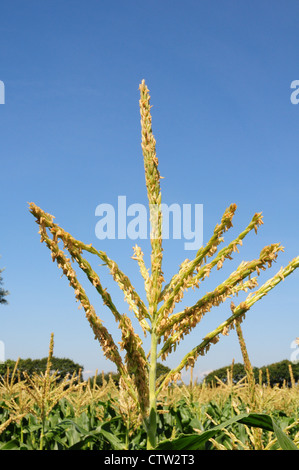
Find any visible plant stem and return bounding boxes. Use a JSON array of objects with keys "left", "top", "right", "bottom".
[
  {"left": 147, "top": 329, "right": 158, "bottom": 449},
  {"left": 235, "top": 320, "right": 256, "bottom": 408},
  {"left": 39, "top": 426, "right": 44, "bottom": 450}
]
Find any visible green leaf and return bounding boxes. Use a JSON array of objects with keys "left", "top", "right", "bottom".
[
  {"left": 64, "top": 419, "right": 127, "bottom": 450},
  {"left": 0, "top": 439, "right": 20, "bottom": 450},
  {"left": 99, "top": 429, "right": 126, "bottom": 450},
  {"left": 271, "top": 418, "right": 298, "bottom": 451},
  {"left": 237, "top": 413, "right": 274, "bottom": 432},
  {"left": 67, "top": 435, "right": 98, "bottom": 450},
  {"left": 155, "top": 412, "right": 298, "bottom": 450}
]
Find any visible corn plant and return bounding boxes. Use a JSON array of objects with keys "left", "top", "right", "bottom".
[{"left": 29, "top": 80, "right": 299, "bottom": 449}]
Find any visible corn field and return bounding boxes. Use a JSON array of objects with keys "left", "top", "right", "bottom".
[
  {"left": 3, "top": 80, "right": 296, "bottom": 451},
  {"left": 0, "top": 336, "right": 298, "bottom": 450}
]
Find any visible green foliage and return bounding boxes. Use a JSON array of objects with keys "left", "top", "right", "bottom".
[
  {"left": 0, "top": 265, "right": 9, "bottom": 305},
  {"left": 0, "top": 394, "right": 298, "bottom": 450},
  {"left": 204, "top": 360, "right": 299, "bottom": 387},
  {"left": 156, "top": 411, "right": 298, "bottom": 450},
  {"left": 259, "top": 360, "right": 299, "bottom": 387},
  {"left": 0, "top": 357, "right": 83, "bottom": 381},
  {"left": 156, "top": 363, "right": 171, "bottom": 379}
]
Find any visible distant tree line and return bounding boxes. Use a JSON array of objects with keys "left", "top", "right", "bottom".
[
  {"left": 0, "top": 358, "right": 171, "bottom": 386},
  {"left": 0, "top": 357, "right": 83, "bottom": 381},
  {"left": 3, "top": 356, "right": 298, "bottom": 388},
  {"left": 204, "top": 359, "right": 299, "bottom": 387}
]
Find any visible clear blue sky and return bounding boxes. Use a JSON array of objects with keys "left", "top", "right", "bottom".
[{"left": 1, "top": 0, "right": 298, "bottom": 381}]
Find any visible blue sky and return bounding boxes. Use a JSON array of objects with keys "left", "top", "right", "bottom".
[{"left": 0, "top": 0, "right": 298, "bottom": 381}]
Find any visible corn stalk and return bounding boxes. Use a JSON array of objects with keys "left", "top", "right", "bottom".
[{"left": 29, "top": 80, "right": 299, "bottom": 449}]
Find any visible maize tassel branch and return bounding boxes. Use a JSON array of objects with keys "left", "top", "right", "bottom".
[{"left": 30, "top": 80, "right": 299, "bottom": 450}]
